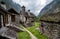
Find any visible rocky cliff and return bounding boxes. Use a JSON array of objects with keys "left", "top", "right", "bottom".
[
  {"left": 38, "top": 0, "right": 60, "bottom": 17},
  {"left": 39, "top": 0, "right": 60, "bottom": 22}
]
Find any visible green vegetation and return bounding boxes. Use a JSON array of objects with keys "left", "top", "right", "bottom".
[
  {"left": 18, "top": 22, "right": 49, "bottom": 39},
  {"left": 18, "top": 32, "right": 31, "bottom": 39},
  {"left": 27, "top": 22, "right": 49, "bottom": 39},
  {"left": 35, "top": 17, "right": 40, "bottom": 22}
]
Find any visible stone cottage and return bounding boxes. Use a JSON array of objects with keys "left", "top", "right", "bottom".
[
  {"left": 39, "top": 0, "right": 60, "bottom": 39},
  {"left": 0, "top": 1, "right": 23, "bottom": 39},
  {"left": 0, "top": 5, "right": 18, "bottom": 39},
  {"left": 0, "top": 0, "right": 23, "bottom": 31},
  {"left": 20, "top": 6, "right": 36, "bottom": 27}
]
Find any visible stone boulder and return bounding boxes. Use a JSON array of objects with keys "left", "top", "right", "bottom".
[{"left": 0, "top": 27, "right": 18, "bottom": 39}]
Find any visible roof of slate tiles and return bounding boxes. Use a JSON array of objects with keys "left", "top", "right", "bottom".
[{"left": 0, "top": 0, "right": 21, "bottom": 14}]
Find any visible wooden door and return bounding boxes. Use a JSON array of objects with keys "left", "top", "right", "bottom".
[
  {"left": 4, "top": 14, "right": 8, "bottom": 24},
  {"left": 11, "top": 15, "right": 15, "bottom": 22}
]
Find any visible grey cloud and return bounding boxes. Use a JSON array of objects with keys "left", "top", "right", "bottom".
[{"left": 13, "top": 0, "right": 53, "bottom": 16}]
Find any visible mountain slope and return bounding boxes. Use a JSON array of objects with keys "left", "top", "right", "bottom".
[
  {"left": 38, "top": 0, "right": 60, "bottom": 17},
  {"left": 38, "top": 0, "right": 60, "bottom": 22}
]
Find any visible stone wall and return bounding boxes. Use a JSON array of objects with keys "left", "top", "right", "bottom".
[{"left": 40, "top": 21, "right": 60, "bottom": 39}]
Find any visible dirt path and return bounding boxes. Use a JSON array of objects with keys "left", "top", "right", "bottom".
[
  {"left": 21, "top": 26, "right": 38, "bottom": 39},
  {"left": 14, "top": 24, "right": 38, "bottom": 39}
]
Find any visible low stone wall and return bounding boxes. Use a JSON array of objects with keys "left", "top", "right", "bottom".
[
  {"left": 40, "top": 21, "right": 60, "bottom": 39},
  {"left": 0, "top": 27, "right": 18, "bottom": 39}
]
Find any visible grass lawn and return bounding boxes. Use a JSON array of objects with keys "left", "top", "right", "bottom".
[
  {"left": 18, "top": 32, "right": 31, "bottom": 39},
  {"left": 27, "top": 22, "right": 49, "bottom": 39}
]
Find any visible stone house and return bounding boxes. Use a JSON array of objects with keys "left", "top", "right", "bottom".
[
  {"left": 0, "top": 1, "right": 23, "bottom": 31},
  {"left": 0, "top": 1, "right": 23, "bottom": 39},
  {"left": 0, "top": 5, "right": 18, "bottom": 39},
  {"left": 20, "top": 6, "right": 36, "bottom": 27}
]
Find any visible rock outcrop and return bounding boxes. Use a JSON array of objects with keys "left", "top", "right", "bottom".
[
  {"left": 0, "top": 27, "right": 18, "bottom": 39},
  {"left": 38, "top": 0, "right": 60, "bottom": 17},
  {"left": 39, "top": 0, "right": 60, "bottom": 39}
]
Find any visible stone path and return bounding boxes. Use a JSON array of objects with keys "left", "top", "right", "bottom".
[{"left": 21, "top": 26, "right": 38, "bottom": 39}]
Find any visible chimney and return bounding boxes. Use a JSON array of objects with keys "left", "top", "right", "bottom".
[
  {"left": 21, "top": 6, "right": 25, "bottom": 12},
  {"left": 28, "top": 10, "right": 30, "bottom": 12},
  {"left": 1, "top": 1, "right": 5, "bottom": 4},
  {"left": 28, "top": 10, "right": 31, "bottom": 16},
  {"left": 0, "top": 1, "right": 6, "bottom": 9}
]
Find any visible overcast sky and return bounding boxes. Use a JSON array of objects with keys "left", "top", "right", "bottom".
[{"left": 13, "top": 0, "right": 53, "bottom": 16}]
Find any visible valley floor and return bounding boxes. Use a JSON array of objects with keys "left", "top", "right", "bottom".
[{"left": 18, "top": 22, "right": 49, "bottom": 39}]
